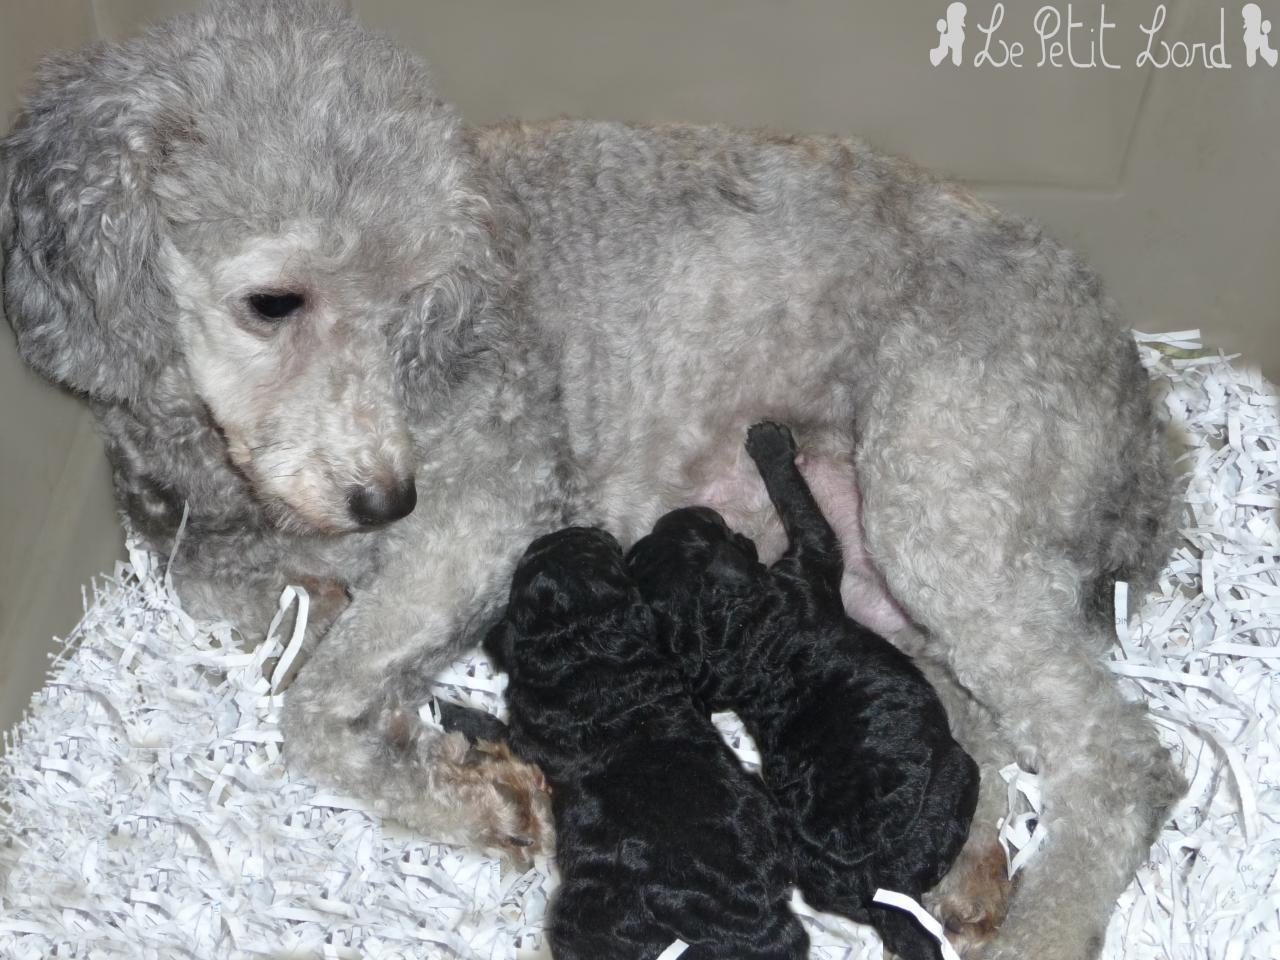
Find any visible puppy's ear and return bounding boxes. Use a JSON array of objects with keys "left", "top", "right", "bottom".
[
  {"left": 706, "top": 540, "right": 759, "bottom": 590},
  {"left": 2, "top": 50, "right": 178, "bottom": 402},
  {"left": 638, "top": 593, "right": 707, "bottom": 682},
  {"left": 482, "top": 618, "right": 516, "bottom": 672}
]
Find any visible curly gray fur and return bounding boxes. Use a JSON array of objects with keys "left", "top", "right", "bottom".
[{"left": 1, "top": 2, "right": 1184, "bottom": 957}]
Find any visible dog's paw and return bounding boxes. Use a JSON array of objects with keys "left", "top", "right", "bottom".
[
  {"left": 931, "top": 840, "right": 1016, "bottom": 956},
  {"left": 470, "top": 739, "right": 554, "bottom": 861},
  {"left": 371, "top": 705, "right": 553, "bottom": 863},
  {"left": 428, "top": 731, "right": 554, "bottom": 865},
  {"left": 745, "top": 420, "right": 797, "bottom": 464}
]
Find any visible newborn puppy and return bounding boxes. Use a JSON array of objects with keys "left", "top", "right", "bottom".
[
  {"left": 628, "top": 422, "right": 980, "bottom": 960},
  {"left": 484, "top": 527, "right": 809, "bottom": 960}
]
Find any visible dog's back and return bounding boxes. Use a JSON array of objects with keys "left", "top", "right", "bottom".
[{"left": 486, "top": 526, "right": 808, "bottom": 960}]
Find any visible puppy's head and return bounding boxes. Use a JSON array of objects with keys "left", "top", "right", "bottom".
[
  {"left": 486, "top": 527, "right": 636, "bottom": 671},
  {"left": 1, "top": 0, "right": 504, "bottom": 533},
  {"left": 626, "top": 506, "right": 762, "bottom": 607},
  {"left": 514, "top": 527, "right": 632, "bottom": 626}
]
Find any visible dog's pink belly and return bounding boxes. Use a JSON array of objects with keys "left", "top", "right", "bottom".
[{"left": 692, "top": 453, "right": 912, "bottom": 636}]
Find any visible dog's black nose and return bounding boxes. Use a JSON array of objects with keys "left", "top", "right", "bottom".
[{"left": 348, "top": 477, "right": 417, "bottom": 526}]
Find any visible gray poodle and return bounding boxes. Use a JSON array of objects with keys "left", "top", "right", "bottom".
[{"left": 0, "top": 2, "right": 1183, "bottom": 957}]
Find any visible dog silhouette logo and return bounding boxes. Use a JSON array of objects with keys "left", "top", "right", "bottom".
[
  {"left": 1244, "top": 3, "right": 1279, "bottom": 65},
  {"left": 930, "top": 2, "right": 968, "bottom": 66}
]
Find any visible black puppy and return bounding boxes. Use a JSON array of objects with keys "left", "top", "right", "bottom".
[
  {"left": 484, "top": 526, "right": 809, "bottom": 960},
  {"left": 627, "top": 422, "right": 979, "bottom": 960}
]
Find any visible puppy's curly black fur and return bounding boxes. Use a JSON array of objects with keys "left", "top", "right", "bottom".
[
  {"left": 484, "top": 526, "right": 809, "bottom": 960},
  {"left": 628, "top": 422, "right": 980, "bottom": 960}
]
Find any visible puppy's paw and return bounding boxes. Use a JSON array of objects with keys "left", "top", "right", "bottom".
[
  {"left": 931, "top": 839, "right": 1015, "bottom": 956},
  {"left": 436, "top": 699, "right": 511, "bottom": 743},
  {"left": 745, "top": 420, "right": 797, "bottom": 464}
]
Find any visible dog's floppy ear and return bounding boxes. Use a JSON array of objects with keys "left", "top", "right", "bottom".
[
  {"left": 1, "top": 49, "right": 178, "bottom": 402},
  {"left": 393, "top": 155, "right": 526, "bottom": 407}
]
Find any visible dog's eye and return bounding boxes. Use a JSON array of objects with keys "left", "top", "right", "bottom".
[{"left": 247, "top": 292, "right": 306, "bottom": 321}]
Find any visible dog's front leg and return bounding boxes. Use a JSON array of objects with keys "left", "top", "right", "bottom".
[
  {"left": 280, "top": 501, "right": 557, "bottom": 858},
  {"left": 174, "top": 570, "right": 352, "bottom": 673}
]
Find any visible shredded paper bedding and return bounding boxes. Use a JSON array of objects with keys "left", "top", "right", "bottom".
[{"left": 1, "top": 331, "right": 1276, "bottom": 959}]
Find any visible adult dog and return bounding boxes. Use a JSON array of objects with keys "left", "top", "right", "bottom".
[{"left": 0, "top": 1, "right": 1183, "bottom": 956}]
